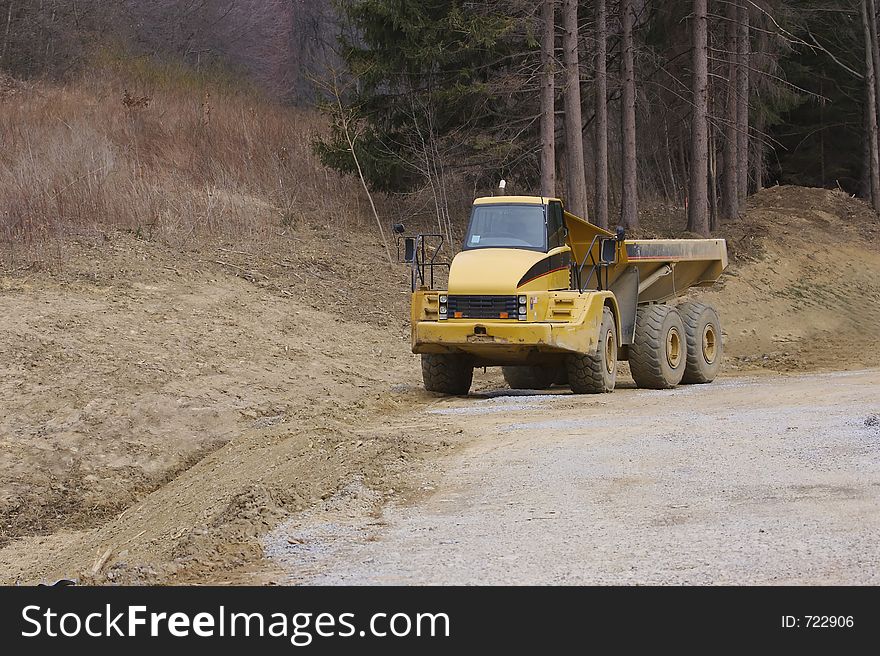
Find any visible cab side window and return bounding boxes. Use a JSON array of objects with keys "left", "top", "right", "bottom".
[{"left": 547, "top": 201, "right": 566, "bottom": 250}]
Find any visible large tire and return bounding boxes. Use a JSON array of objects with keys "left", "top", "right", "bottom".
[
  {"left": 629, "top": 304, "right": 687, "bottom": 389},
  {"left": 421, "top": 353, "right": 473, "bottom": 395},
  {"left": 567, "top": 307, "right": 617, "bottom": 394},
  {"left": 679, "top": 301, "right": 722, "bottom": 384},
  {"left": 554, "top": 366, "right": 569, "bottom": 386},
  {"left": 502, "top": 365, "right": 557, "bottom": 390}
]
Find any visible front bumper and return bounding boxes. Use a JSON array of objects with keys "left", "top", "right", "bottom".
[
  {"left": 412, "top": 319, "right": 600, "bottom": 364},
  {"left": 410, "top": 289, "right": 616, "bottom": 365},
  {"left": 416, "top": 320, "right": 553, "bottom": 348}
]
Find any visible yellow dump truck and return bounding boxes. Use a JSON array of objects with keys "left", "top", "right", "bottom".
[{"left": 404, "top": 195, "right": 727, "bottom": 395}]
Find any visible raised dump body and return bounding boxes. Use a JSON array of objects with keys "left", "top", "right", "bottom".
[
  {"left": 409, "top": 195, "right": 727, "bottom": 395},
  {"left": 561, "top": 204, "right": 727, "bottom": 301}
]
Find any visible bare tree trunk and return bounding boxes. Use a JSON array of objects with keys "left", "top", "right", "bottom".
[
  {"left": 1, "top": 2, "right": 13, "bottom": 65},
  {"left": 620, "top": 0, "right": 638, "bottom": 228},
  {"left": 594, "top": 0, "right": 609, "bottom": 229},
  {"left": 869, "top": 0, "right": 880, "bottom": 135},
  {"left": 752, "top": 112, "right": 765, "bottom": 192},
  {"left": 721, "top": 0, "right": 739, "bottom": 221},
  {"left": 863, "top": 0, "right": 880, "bottom": 210},
  {"left": 562, "top": 0, "right": 588, "bottom": 218},
  {"left": 688, "top": 0, "right": 710, "bottom": 236},
  {"left": 752, "top": 19, "right": 768, "bottom": 193},
  {"left": 709, "top": 52, "right": 719, "bottom": 232},
  {"left": 540, "top": 0, "right": 556, "bottom": 197},
  {"left": 664, "top": 115, "right": 678, "bottom": 203},
  {"left": 709, "top": 121, "right": 719, "bottom": 231},
  {"left": 736, "top": 0, "right": 750, "bottom": 201},
  {"left": 819, "top": 79, "right": 826, "bottom": 186},
  {"left": 864, "top": 97, "right": 873, "bottom": 199}
]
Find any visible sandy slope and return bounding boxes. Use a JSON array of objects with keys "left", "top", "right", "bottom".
[
  {"left": 0, "top": 230, "right": 455, "bottom": 583},
  {"left": 689, "top": 186, "right": 880, "bottom": 372}
]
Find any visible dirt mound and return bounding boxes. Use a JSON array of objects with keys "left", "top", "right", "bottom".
[{"left": 686, "top": 186, "right": 880, "bottom": 372}]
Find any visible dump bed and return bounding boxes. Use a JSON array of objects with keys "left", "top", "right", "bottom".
[
  {"left": 622, "top": 238, "right": 728, "bottom": 302},
  {"left": 563, "top": 210, "right": 727, "bottom": 303}
]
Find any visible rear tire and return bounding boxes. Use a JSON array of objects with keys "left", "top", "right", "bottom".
[
  {"left": 421, "top": 353, "right": 473, "bottom": 395},
  {"left": 629, "top": 304, "right": 687, "bottom": 389},
  {"left": 554, "top": 366, "right": 569, "bottom": 386},
  {"left": 679, "top": 301, "right": 722, "bottom": 384},
  {"left": 567, "top": 307, "right": 617, "bottom": 394},
  {"left": 502, "top": 365, "right": 556, "bottom": 390}
]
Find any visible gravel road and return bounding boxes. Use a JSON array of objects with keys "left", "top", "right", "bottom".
[{"left": 266, "top": 370, "right": 880, "bottom": 585}]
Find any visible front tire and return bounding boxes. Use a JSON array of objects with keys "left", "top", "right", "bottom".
[
  {"left": 421, "top": 353, "right": 473, "bottom": 395},
  {"left": 629, "top": 304, "right": 687, "bottom": 389},
  {"left": 502, "top": 365, "right": 557, "bottom": 390},
  {"left": 679, "top": 301, "right": 722, "bottom": 384},
  {"left": 567, "top": 307, "right": 617, "bottom": 394}
]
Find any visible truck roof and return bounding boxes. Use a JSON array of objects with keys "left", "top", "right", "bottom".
[{"left": 473, "top": 195, "right": 559, "bottom": 206}]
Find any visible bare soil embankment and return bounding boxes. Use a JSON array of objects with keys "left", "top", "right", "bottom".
[
  {"left": 0, "top": 230, "right": 456, "bottom": 584},
  {"left": 685, "top": 186, "right": 880, "bottom": 373}
]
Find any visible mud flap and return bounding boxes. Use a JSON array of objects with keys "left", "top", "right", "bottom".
[{"left": 609, "top": 266, "right": 639, "bottom": 345}]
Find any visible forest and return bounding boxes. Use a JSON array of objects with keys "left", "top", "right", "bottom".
[
  {"left": 315, "top": 0, "right": 880, "bottom": 238},
  {"left": 1, "top": 0, "right": 879, "bottom": 241}
]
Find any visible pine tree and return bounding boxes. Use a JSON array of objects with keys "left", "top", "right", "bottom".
[{"left": 315, "top": 1, "right": 523, "bottom": 193}]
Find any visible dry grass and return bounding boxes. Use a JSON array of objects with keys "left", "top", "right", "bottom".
[{"left": 0, "top": 59, "right": 372, "bottom": 265}]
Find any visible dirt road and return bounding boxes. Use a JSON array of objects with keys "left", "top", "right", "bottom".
[{"left": 265, "top": 370, "right": 880, "bottom": 585}]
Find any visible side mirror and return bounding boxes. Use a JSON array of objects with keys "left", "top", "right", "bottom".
[
  {"left": 392, "top": 223, "right": 406, "bottom": 235},
  {"left": 403, "top": 237, "right": 416, "bottom": 263},
  {"left": 616, "top": 226, "right": 626, "bottom": 241},
  {"left": 600, "top": 238, "right": 617, "bottom": 265}
]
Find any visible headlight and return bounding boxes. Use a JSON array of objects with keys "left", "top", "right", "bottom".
[
  {"left": 519, "top": 305, "right": 526, "bottom": 314},
  {"left": 518, "top": 295, "right": 527, "bottom": 304},
  {"left": 439, "top": 304, "right": 447, "bottom": 313},
  {"left": 439, "top": 295, "right": 448, "bottom": 303}
]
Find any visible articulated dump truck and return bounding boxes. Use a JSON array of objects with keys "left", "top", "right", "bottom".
[{"left": 406, "top": 195, "right": 727, "bottom": 395}]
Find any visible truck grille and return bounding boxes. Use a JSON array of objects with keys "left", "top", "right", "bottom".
[{"left": 446, "top": 295, "right": 518, "bottom": 319}]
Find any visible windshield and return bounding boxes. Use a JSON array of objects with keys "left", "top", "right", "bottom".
[{"left": 463, "top": 204, "right": 547, "bottom": 251}]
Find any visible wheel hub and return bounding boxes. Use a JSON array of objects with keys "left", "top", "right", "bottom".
[
  {"left": 702, "top": 324, "right": 717, "bottom": 364},
  {"left": 666, "top": 327, "right": 682, "bottom": 369},
  {"left": 605, "top": 329, "right": 616, "bottom": 374}
]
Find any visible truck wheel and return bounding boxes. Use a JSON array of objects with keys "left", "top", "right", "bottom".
[
  {"left": 679, "top": 301, "right": 722, "bottom": 384},
  {"left": 629, "top": 304, "right": 687, "bottom": 389},
  {"left": 421, "top": 353, "right": 473, "bottom": 395},
  {"left": 554, "top": 366, "right": 569, "bottom": 386},
  {"left": 567, "top": 307, "right": 617, "bottom": 394},
  {"left": 502, "top": 365, "right": 556, "bottom": 390}
]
